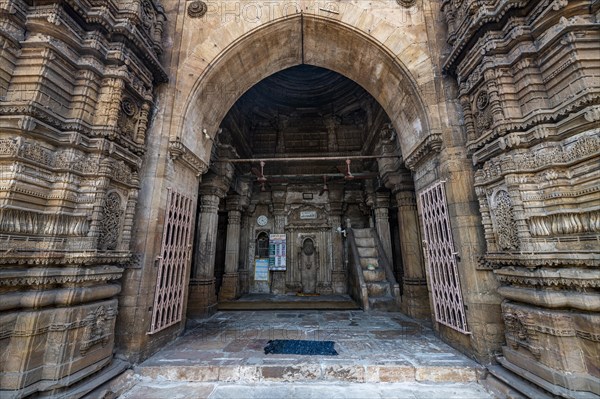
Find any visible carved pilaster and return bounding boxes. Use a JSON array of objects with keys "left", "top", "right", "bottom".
[
  {"left": 324, "top": 114, "right": 340, "bottom": 152},
  {"left": 374, "top": 192, "right": 393, "bottom": 262}
]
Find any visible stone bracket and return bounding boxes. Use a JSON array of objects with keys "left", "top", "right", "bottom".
[
  {"left": 168, "top": 137, "right": 208, "bottom": 177},
  {"left": 404, "top": 132, "right": 443, "bottom": 170}
]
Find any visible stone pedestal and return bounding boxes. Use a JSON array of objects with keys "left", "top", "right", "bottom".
[
  {"left": 500, "top": 301, "right": 600, "bottom": 395},
  {"left": 187, "top": 278, "right": 218, "bottom": 317},
  {"left": 188, "top": 190, "right": 222, "bottom": 317},
  {"left": 218, "top": 273, "right": 240, "bottom": 302},
  {"left": 394, "top": 190, "right": 430, "bottom": 320},
  {"left": 271, "top": 272, "right": 287, "bottom": 294},
  {"left": 219, "top": 198, "right": 243, "bottom": 301}
]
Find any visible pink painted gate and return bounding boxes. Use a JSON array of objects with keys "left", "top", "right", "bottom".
[
  {"left": 149, "top": 189, "right": 195, "bottom": 334},
  {"left": 418, "top": 181, "right": 470, "bottom": 334}
]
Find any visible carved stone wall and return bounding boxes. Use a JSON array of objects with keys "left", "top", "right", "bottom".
[
  {"left": 0, "top": 1, "right": 166, "bottom": 397},
  {"left": 444, "top": 0, "right": 600, "bottom": 395}
]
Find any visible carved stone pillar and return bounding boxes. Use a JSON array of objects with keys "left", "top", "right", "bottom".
[
  {"left": 188, "top": 186, "right": 224, "bottom": 317},
  {"left": 329, "top": 185, "right": 346, "bottom": 294},
  {"left": 238, "top": 212, "right": 250, "bottom": 295},
  {"left": 394, "top": 187, "right": 430, "bottom": 320},
  {"left": 219, "top": 196, "right": 243, "bottom": 301},
  {"left": 271, "top": 186, "right": 287, "bottom": 294},
  {"left": 374, "top": 192, "right": 393, "bottom": 262}
]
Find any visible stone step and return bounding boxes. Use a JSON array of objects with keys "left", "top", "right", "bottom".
[
  {"left": 363, "top": 268, "right": 386, "bottom": 282},
  {"left": 358, "top": 247, "right": 378, "bottom": 258},
  {"left": 366, "top": 281, "right": 390, "bottom": 297},
  {"left": 360, "top": 258, "right": 379, "bottom": 268},
  {"left": 135, "top": 363, "right": 480, "bottom": 385},
  {"left": 355, "top": 237, "right": 376, "bottom": 248},
  {"left": 119, "top": 381, "right": 494, "bottom": 399},
  {"left": 369, "top": 296, "right": 399, "bottom": 312},
  {"left": 352, "top": 228, "right": 372, "bottom": 238},
  {"left": 486, "top": 365, "right": 554, "bottom": 399}
]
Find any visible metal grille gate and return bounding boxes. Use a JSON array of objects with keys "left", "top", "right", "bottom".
[
  {"left": 149, "top": 189, "right": 195, "bottom": 334},
  {"left": 418, "top": 181, "right": 469, "bottom": 334}
]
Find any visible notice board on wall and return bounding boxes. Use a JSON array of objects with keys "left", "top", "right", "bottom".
[{"left": 268, "top": 234, "right": 287, "bottom": 271}]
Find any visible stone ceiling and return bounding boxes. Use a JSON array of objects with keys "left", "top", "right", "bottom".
[{"left": 220, "top": 65, "right": 390, "bottom": 181}]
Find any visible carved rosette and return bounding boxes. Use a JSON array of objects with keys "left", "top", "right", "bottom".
[
  {"left": 188, "top": 1, "right": 208, "bottom": 18},
  {"left": 396, "top": 0, "right": 416, "bottom": 7}
]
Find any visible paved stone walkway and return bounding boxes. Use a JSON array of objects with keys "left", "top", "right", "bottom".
[{"left": 120, "top": 311, "right": 492, "bottom": 398}]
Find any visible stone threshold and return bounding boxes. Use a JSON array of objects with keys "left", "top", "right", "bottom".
[{"left": 135, "top": 363, "right": 480, "bottom": 384}]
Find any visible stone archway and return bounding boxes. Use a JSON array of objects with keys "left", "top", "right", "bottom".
[
  {"left": 174, "top": 13, "right": 440, "bottom": 167},
  {"left": 178, "top": 13, "right": 438, "bottom": 316},
  {"left": 126, "top": 3, "right": 503, "bottom": 369}
]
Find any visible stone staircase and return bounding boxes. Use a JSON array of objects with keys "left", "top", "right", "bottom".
[{"left": 352, "top": 228, "right": 399, "bottom": 311}]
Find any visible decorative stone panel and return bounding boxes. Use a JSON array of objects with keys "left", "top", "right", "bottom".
[
  {"left": 448, "top": 0, "right": 600, "bottom": 394},
  {"left": 0, "top": 1, "right": 166, "bottom": 397}
]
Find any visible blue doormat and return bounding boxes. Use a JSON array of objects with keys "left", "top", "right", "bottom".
[{"left": 264, "top": 339, "right": 338, "bottom": 356}]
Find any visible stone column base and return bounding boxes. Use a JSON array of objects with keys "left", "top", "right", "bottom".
[
  {"left": 218, "top": 273, "right": 239, "bottom": 301},
  {"left": 238, "top": 270, "right": 249, "bottom": 295},
  {"left": 271, "top": 271, "right": 286, "bottom": 294},
  {"left": 187, "top": 278, "right": 217, "bottom": 318},
  {"left": 332, "top": 271, "right": 347, "bottom": 294},
  {"left": 401, "top": 280, "right": 430, "bottom": 320},
  {"left": 500, "top": 301, "right": 600, "bottom": 395}
]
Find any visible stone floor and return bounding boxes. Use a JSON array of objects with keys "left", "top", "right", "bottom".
[{"left": 119, "top": 310, "right": 493, "bottom": 398}]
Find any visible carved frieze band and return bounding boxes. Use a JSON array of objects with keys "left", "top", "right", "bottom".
[
  {"left": 0, "top": 137, "right": 139, "bottom": 186},
  {"left": 0, "top": 208, "right": 90, "bottom": 237},
  {"left": 168, "top": 137, "right": 209, "bottom": 176},
  {"left": 482, "top": 254, "right": 599, "bottom": 270},
  {"left": 528, "top": 210, "right": 600, "bottom": 237},
  {"left": 0, "top": 266, "right": 124, "bottom": 287},
  {"left": 0, "top": 305, "right": 117, "bottom": 341},
  {"left": 502, "top": 303, "right": 600, "bottom": 360},
  {"left": 475, "top": 133, "right": 599, "bottom": 184}
]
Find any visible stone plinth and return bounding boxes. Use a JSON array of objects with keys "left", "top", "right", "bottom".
[{"left": 187, "top": 278, "right": 218, "bottom": 318}]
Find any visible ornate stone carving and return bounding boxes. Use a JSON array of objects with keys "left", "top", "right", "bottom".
[
  {"left": 0, "top": 208, "right": 90, "bottom": 236},
  {"left": 188, "top": 1, "right": 208, "bottom": 18},
  {"left": 474, "top": 90, "right": 493, "bottom": 134},
  {"left": 121, "top": 97, "right": 137, "bottom": 117},
  {"left": 0, "top": 266, "right": 124, "bottom": 287},
  {"left": 404, "top": 132, "right": 443, "bottom": 170},
  {"left": 80, "top": 306, "right": 114, "bottom": 355},
  {"left": 168, "top": 136, "right": 209, "bottom": 177},
  {"left": 495, "top": 267, "right": 600, "bottom": 289},
  {"left": 528, "top": 210, "right": 600, "bottom": 237},
  {"left": 492, "top": 190, "right": 519, "bottom": 251},
  {"left": 503, "top": 310, "right": 542, "bottom": 359},
  {"left": 98, "top": 192, "right": 124, "bottom": 250},
  {"left": 396, "top": 0, "right": 416, "bottom": 7}
]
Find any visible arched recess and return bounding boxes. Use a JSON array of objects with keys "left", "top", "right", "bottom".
[{"left": 174, "top": 13, "right": 440, "bottom": 165}]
